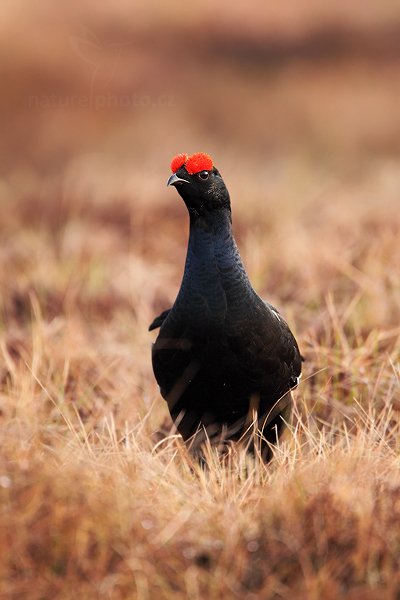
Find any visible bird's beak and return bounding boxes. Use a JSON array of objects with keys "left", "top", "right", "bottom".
[{"left": 167, "top": 173, "right": 189, "bottom": 187}]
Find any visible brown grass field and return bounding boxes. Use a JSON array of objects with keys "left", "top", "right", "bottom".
[{"left": 1, "top": 2, "right": 400, "bottom": 598}]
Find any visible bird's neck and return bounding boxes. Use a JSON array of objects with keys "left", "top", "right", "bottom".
[
  {"left": 168, "top": 206, "right": 255, "bottom": 330},
  {"left": 183, "top": 207, "right": 252, "bottom": 294},
  {"left": 189, "top": 206, "right": 232, "bottom": 238}
]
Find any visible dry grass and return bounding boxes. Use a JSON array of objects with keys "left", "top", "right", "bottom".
[
  {"left": 1, "top": 1, "right": 400, "bottom": 598},
  {"left": 1, "top": 155, "right": 399, "bottom": 599}
]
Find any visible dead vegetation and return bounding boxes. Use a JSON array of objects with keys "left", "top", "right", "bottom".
[{"left": 1, "top": 1, "right": 400, "bottom": 598}]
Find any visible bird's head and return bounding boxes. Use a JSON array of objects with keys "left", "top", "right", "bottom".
[{"left": 167, "top": 152, "right": 230, "bottom": 216}]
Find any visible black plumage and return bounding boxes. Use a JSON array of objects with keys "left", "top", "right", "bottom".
[{"left": 150, "top": 153, "right": 302, "bottom": 459}]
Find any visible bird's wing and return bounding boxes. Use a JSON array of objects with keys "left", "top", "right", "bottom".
[
  {"left": 263, "top": 302, "right": 302, "bottom": 381},
  {"left": 148, "top": 308, "right": 171, "bottom": 332},
  {"left": 226, "top": 296, "right": 302, "bottom": 396}
]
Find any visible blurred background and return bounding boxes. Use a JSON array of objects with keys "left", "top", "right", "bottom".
[
  {"left": 2, "top": 0, "right": 400, "bottom": 173},
  {"left": 2, "top": 4, "right": 400, "bottom": 595},
  {"left": 1, "top": 0, "right": 400, "bottom": 407}
]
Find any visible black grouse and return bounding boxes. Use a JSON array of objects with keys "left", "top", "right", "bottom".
[{"left": 149, "top": 152, "right": 302, "bottom": 459}]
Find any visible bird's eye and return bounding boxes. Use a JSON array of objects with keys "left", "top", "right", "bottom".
[{"left": 198, "top": 171, "right": 209, "bottom": 180}]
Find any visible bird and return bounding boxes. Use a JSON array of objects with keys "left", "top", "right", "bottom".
[{"left": 149, "top": 152, "right": 302, "bottom": 460}]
